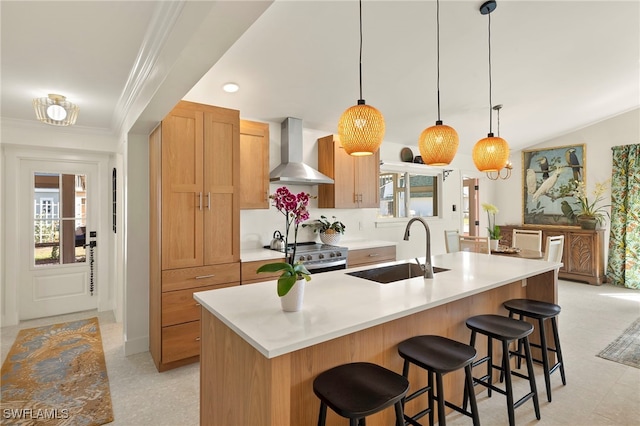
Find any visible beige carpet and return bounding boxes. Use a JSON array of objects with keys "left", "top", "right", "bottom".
[
  {"left": 1, "top": 317, "right": 114, "bottom": 425},
  {"left": 597, "top": 317, "right": 640, "bottom": 369}
]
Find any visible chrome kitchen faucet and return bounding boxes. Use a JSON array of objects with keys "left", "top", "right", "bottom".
[{"left": 403, "top": 217, "right": 434, "bottom": 279}]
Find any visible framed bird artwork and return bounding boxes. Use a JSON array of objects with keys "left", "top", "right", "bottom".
[{"left": 522, "top": 144, "right": 586, "bottom": 226}]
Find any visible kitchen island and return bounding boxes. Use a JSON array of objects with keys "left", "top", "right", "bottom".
[{"left": 194, "top": 251, "right": 561, "bottom": 426}]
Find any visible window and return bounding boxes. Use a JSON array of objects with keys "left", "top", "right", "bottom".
[
  {"left": 379, "top": 162, "right": 441, "bottom": 219},
  {"left": 34, "top": 172, "right": 87, "bottom": 266}
]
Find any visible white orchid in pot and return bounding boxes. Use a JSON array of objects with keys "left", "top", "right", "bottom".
[
  {"left": 482, "top": 203, "right": 501, "bottom": 250},
  {"left": 257, "top": 187, "right": 314, "bottom": 310}
]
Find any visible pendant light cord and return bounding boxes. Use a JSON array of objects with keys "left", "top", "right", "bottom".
[
  {"left": 358, "top": 0, "right": 363, "bottom": 101},
  {"left": 487, "top": 9, "right": 493, "bottom": 135},
  {"left": 436, "top": 0, "right": 441, "bottom": 121}
]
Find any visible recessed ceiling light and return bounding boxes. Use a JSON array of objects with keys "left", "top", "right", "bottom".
[{"left": 223, "top": 83, "right": 239, "bottom": 93}]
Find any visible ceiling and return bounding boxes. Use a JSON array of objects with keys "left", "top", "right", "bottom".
[{"left": 2, "top": 1, "right": 639, "bottom": 156}]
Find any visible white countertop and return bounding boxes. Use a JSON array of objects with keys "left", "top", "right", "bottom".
[
  {"left": 194, "top": 252, "right": 561, "bottom": 359},
  {"left": 240, "top": 239, "right": 396, "bottom": 262}
]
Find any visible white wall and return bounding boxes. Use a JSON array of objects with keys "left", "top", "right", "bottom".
[{"left": 122, "top": 133, "right": 150, "bottom": 355}]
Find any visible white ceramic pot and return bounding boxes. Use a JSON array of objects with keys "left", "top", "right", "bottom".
[
  {"left": 280, "top": 279, "right": 305, "bottom": 312},
  {"left": 490, "top": 239, "right": 499, "bottom": 251},
  {"left": 320, "top": 232, "right": 341, "bottom": 246}
]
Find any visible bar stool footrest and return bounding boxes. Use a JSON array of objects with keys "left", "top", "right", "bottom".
[{"left": 514, "top": 392, "right": 536, "bottom": 410}]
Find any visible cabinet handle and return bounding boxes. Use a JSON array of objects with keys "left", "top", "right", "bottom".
[
  {"left": 194, "top": 303, "right": 201, "bottom": 307},
  {"left": 207, "top": 192, "right": 211, "bottom": 210},
  {"left": 368, "top": 253, "right": 380, "bottom": 257},
  {"left": 195, "top": 274, "right": 215, "bottom": 279},
  {"left": 195, "top": 337, "right": 201, "bottom": 341},
  {"left": 197, "top": 192, "right": 203, "bottom": 211}
]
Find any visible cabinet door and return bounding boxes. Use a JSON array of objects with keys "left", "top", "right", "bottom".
[
  {"left": 239, "top": 120, "right": 270, "bottom": 209},
  {"left": 566, "top": 231, "right": 596, "bottom": 276},
  {"left": 161, "top": 108, "right": 204, "bottom": 270},
  {"left": 318, "top": 135, "right": 358, "bottom": 208},
  {"left": 355, "top": 150, "right": 380, "bottom": 208},
  {"left": 203, "top": 108, "right": 240, "bottom": 265}
]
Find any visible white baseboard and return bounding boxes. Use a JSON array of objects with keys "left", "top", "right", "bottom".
[{"left": 124, "top": 334, "right": 149, "bottom": 356}]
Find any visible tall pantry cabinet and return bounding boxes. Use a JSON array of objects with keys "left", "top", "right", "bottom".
[{"left": 149, "top": 101, "right": 241, "bottom": 371}]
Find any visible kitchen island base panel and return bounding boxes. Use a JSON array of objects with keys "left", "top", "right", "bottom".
[{"left": 200, "top": 271, "right": 556, "bottom": 426}]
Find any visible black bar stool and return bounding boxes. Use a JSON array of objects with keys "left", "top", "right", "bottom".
[
  {"left": 464, "top": 314, "right": 541, "bottom": 426},
  {"left": 398, "top": 335, "right": 480, "bottom": 426},
  {"left": 313, "top": 362, "right": 409, "bottom": 426},
  {"left": 503, "top": 298, "right": 566, "bottom": 402}
]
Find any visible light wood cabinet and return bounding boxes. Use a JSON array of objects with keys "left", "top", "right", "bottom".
[
  {"left": 348, "top": 246, "right": 396, "bottom": 268},
  {"left": 241, "top": 258, "right": 285, "bottom": 285},
  {"left": 317, "top": 135, "right": 380, "bottom": 208},
  {"left": 499, "top": 225, "right": 605, "bottom": 285},
  {"left": 149, "top": 100, "right": 241, "bottom": 371},
  {"left": 240, "top": 120, "right": 270, "bottom": 209}
]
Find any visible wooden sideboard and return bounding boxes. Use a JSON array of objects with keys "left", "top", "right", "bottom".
[{"left": 499, "top": 225, "right": 606, "bottom": 285}]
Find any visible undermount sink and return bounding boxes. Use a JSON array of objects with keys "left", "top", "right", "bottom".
[{"left": 346, "top": 262, "right": 450, "bottom": 284}]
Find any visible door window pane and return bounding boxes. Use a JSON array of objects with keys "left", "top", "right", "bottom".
[{"left": 34, "top": 172, "right": 87, "bottom": 266}]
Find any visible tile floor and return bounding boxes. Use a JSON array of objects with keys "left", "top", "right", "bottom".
[{"left": 2, "top": 279, "right": 639, "bottom": 425}]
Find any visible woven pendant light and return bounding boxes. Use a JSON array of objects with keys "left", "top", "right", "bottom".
[
  {"left": 338, "top": 0, "right": 385, "bottom": 156},
  {"left": 472, "top": 134, "right": 509, "bottom": 172},
  {"left": 418, "top": 0, "right": 459, "bottom": 166},
  {"left": 472, "top": 0, "right": 510, "bottom": 173}
]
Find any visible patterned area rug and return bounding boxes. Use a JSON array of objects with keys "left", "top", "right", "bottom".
[
  {"left": 1, "top": 318, "right": 114, "bottom": 425},
  {"left": 597, "top": 317, "right": 640, "bottom": 369}
]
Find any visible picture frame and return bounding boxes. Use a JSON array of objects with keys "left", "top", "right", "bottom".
[{"left": 522, "top": 144, "right": 585, "bottom": 226}]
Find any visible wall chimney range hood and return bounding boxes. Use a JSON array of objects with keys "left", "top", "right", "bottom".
[{"left": 269, "top": 117, "right": 334, "bottom": 185}]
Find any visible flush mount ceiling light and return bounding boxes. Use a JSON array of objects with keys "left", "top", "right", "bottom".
[
  {"left": 418, "top": 0, "right": 459, "bottom": 166},
  {"left": 337, "top": 0, "right": 385, "bottom": 156},
  {"left": 472, "top": 0, "right": 510, "bottom": 174},
  {"left": 33, "top": 94, "right": 79, "bottom": 126},
  {"left": 487, "top": 104, "right": 512, "bottom": 180},
  {"left": 223, "top": 82, "right": 240, "bottom": 93}
]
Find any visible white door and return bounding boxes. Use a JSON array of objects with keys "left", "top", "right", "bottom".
[{"left": 19, "top": 159, "right": 99, "bottom": 319}]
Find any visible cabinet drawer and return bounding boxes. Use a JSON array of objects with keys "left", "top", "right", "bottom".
[
  {"left": 162, "top": 263, "right": 240, "bottom": 292},
  {"left": 162, "top": 283, "right": 237, "bottom": 327},
  {"left": 162, "top": 321, "right": 201, "bottom": 363},
  {"left": 241, "top": 258, "right": 285, "bottom": 284},
  {"left": 348, "top": 246, "right": 396, "bottom": 268}
]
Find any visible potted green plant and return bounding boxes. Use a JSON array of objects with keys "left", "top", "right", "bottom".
[
  {"left": 302, "top": 215, "right": 346, "bottom": 245},
  {"left": 572, "top": 180, "right": 610, "bottom": 229},
  {"left": 257, "top": 187, "right": 313, "bottom": 311},
  {"left": 482, "top": 203, "right": 501, "bottom": 251}
]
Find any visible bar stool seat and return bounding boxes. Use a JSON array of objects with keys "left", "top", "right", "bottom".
[
  {"left": 465, "top": 314, "right": 541, "bottom": 426},
  {"left": 398, "top": 335, "right": 480, "bottom": 426},
  {"left": 503, "top": 298, "right": 566, "bottom": 402},
  {"left": 313, "top": 362, "right": 409, "bottom": 426}
]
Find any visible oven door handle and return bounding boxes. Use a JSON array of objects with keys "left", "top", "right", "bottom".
[{"left": 305, "top": 260, "right": 347, "bottom": 271}]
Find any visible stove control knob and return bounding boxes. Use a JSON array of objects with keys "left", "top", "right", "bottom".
[
  {"left": 319, "top": 253, "right": 325, "bottom": 259},
  {"left": 336, "top": 251, "right": 342, "bottom": 257},
  {"left": 299, "top": 256, "right": 305, "bottom": 261},
  {"left": 330, "top": 252, "right": 335, "bottom": 258},
  {"left": 306, "top": 255, "right": 313, "bottom": 261}
]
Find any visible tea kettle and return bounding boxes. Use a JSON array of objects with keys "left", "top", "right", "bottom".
[{"left": 270, "top": 230, "right": 286, "bottom": 251}]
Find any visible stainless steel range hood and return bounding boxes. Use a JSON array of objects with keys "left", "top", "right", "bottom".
[{"left": 269, "top": 117, "right": 334, "bottom": 185}]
